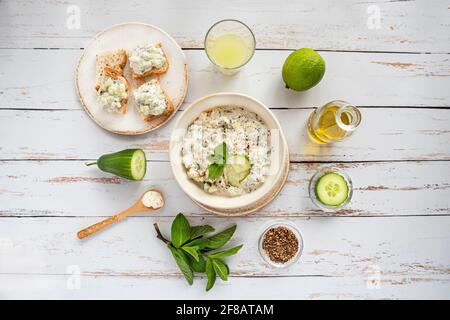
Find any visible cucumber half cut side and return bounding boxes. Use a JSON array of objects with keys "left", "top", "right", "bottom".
[
  {"left": 89, "top": 149, "right": 147, "bottom": 181},
  {"left": 130, "top": 149, "right": 147, "bottom": 180}
]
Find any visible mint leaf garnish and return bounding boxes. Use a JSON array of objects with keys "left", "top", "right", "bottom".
[{"left": 207, "top": 143, "right": 228, "bottom": 180}]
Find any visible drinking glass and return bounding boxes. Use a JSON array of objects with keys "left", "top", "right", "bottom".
[{"left": 204, "top": 19, "right": 256, "bottom": 75}]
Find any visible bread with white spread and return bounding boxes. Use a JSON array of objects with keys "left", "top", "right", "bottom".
[
  {"left": 129, "top": 43, "right": 169, "bottom": 79},
  {"left": 95, "top": 49, "right": 129, "bottom": 114},
  {"left": 133, "top": 79, "right": 173, "bottom": 121},
  {"left": 96, "top": 67, "right": 129, "bottom": 114},
  {"left": 95, "top": 49, "right": 127, "bottom": 89}
]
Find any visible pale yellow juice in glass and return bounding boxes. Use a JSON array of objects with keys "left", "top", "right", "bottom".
[
  {"left": 205, "top": 20, "right": 255, "bottom": 75},
  {"left": 206, "top": 34, "right": 253, "bottom": 69}
]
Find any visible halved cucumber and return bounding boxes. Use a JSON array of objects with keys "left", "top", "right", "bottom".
[
  {"left": 315, "top": 172, "right": 348, "bottom": 206},
  {"left": 87, "top": 149, "right": 147, "bottom": 181},
  {"left": 224, "top": 154, "right": 251, "bottom": 187}
]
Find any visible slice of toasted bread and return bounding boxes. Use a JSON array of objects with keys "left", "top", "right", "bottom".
[
  {"left": 141, "top": 95, "right": 174, "bottom": 122},
  {"left": 130, "top": 43, "right": 169, "bottom": 80},
  {"left": 134, "top": 79, "right": 174, "bottom": 122},
  {"left": 96, "top": 67, "right": 129, "bottom": 114},
  {"left": 95, "top": 49, "right": 127, "bottom": 88}
]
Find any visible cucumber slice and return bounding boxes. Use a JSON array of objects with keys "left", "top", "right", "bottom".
[
  {"left": 87, "top": 149, "right": 147, "bottom": 181},
  {"left": 224, "top": 154, "right": 251, "bottom": 187},
  {"left": 130, "top": 150, "right": 147, "bottom": 180},
  {"left": 315, "top": 172, "right": 348, "bottom": 206}
]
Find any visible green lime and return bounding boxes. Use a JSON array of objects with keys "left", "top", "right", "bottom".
[{"left": 282, "top": 48, "right": 326, "bottom": 91}]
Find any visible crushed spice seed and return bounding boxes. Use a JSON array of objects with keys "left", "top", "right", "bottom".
[{"left": 262, "top": 226, "right": 299, "bottom": 264}]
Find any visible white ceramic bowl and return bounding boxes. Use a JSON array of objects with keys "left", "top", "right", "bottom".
[{"left": 169, "top": 93, "right": 289, "bottom": 211}]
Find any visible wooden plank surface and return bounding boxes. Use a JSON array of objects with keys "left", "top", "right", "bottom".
[
  {"left": 0, "top": 216, "right": 449, "bottom": 278},
  {"left": 0, "top": 0, "right": 449, "bottom": 52},
  {"left": 1, "top": 0, "right": 449, "bottom": 300},
  {"left": 1, "top": 274, "right": 449, "bottom": 300},
  {"left": 1, "top": 108, "right": 449, "bottom": 162},
  {"left": 1, "top": 50, "right": 449, "bottom": 110},
  {"left": 1, "top": 160, "right": 449, "bottom": 218}
]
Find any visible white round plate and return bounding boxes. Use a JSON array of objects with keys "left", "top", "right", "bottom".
[
  {"left": 169, "top": 93, "right": 289, "bottom": 212},
  {"left": 76, "top": 22, "right": 188, "bottom": 135}
]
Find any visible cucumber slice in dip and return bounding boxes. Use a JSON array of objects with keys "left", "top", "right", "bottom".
[
  {"left": 224, "top": 154, "right": 251, "bottom": 187},
  {"left": 87, "top": 149, "right": 147, "bottom": 181},
  {"left": 315, "top": 172, "right": 348, "bottom": 206}
]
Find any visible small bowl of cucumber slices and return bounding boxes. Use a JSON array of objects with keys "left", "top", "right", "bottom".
[{"left": 309, "top": 167, "right": 353, "bottom": 212}]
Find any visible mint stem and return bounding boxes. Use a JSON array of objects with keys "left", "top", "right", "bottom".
[{"left": 153, "top": 223, "right": 169, "bottom": 244}]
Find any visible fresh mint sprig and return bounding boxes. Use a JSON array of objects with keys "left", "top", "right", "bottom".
[
  {"left": 207, "top": 143, "right": 228, "bottom": 180},
  {"left": 153, "top": 213, "right": 243, "bottom": 291}
]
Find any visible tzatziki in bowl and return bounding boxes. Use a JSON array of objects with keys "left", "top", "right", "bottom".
[{"left": 170, "top": 93, "right": 288, "bottom": 213}]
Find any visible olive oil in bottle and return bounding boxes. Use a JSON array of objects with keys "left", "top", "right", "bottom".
[{"left": 307, "top": 100, "right": 361, "bottom": 144}]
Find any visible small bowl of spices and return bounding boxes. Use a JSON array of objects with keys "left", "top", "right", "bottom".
[{"left": 258, "top": 222, "right": 303, "bottom": 268}]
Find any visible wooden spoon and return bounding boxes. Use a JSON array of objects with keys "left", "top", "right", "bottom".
[{"left": 77, "top": 189, "right": 164, "bottom": 239}]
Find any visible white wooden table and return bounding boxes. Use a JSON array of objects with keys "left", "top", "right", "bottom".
[{"left": 1, "top": 0, "right": 449, "bottom": 300}]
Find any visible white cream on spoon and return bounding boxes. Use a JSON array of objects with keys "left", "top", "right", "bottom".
[
  {"left": 142, "top": 190, "right": 164, "bottom": 209},
  {"left": 77, "top": 188, "right": 165, "bottom": 239}
]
